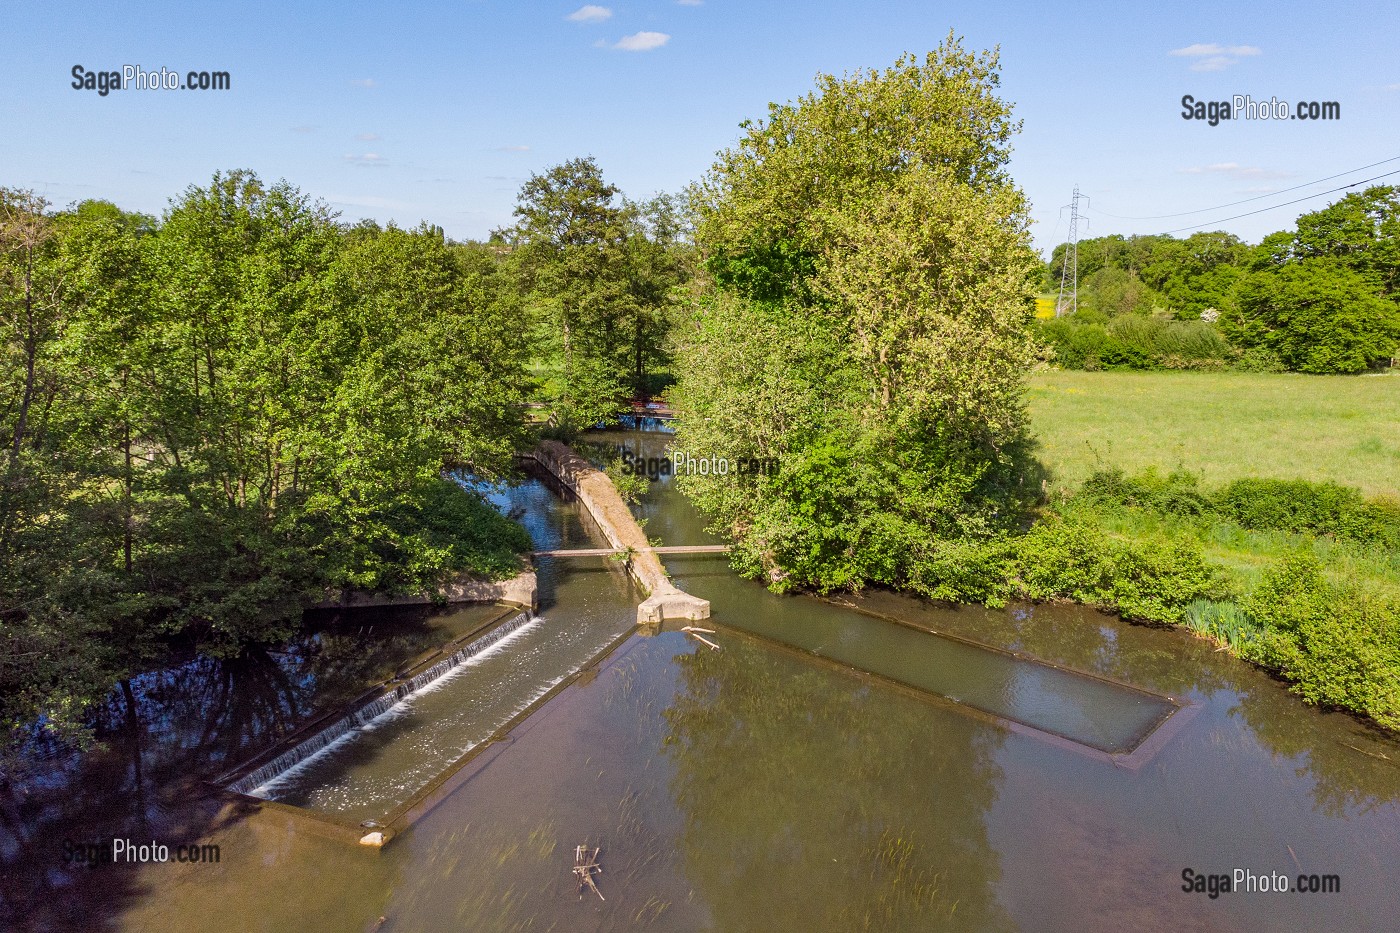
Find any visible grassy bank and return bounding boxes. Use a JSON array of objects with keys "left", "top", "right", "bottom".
[
  {"left": 1027, "top": 370, "right": 1400, "bottom": 496},
  {"left": 1020, "top": 465, "right": 1400, "bottom": 730},
  {"left": 1013, "top": 369, "right": 1400, "bottom": 729}
]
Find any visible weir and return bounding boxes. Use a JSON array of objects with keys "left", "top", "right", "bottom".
[
  {"left": 660, "top": 549, "right": 1189, "bottom": 764},
  {"left": 215, "top": 467, "right": 648, "bottom": 839},
  {"left": 225, "top": 609, "right": 535, "bottom": 798}
]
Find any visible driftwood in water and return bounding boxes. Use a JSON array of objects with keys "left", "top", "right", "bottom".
[
  {"left": 574, "top": 844, "right": 605, "bottom": 900},
  {"left": 682, "top": 626, "right": 721, "bottom": 651}
]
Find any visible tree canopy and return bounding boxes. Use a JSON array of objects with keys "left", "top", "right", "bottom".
[
  {"left": 501, "top": 157, "right": 691, "bottom": 432},
  {"left": 672, "top": 37, "right": 1043, "bottom": 594},
  {"left": 1, "top": 173, "right": 533, "bottom": 742}
]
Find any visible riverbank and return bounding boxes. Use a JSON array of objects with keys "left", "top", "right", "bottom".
[{"left": 9, "top": 428, "right": 1400, "bottom": 932}]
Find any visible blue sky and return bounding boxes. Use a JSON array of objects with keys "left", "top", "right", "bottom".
[{"left": 3, "top": 0, "right": 1398, "bottom": 255}]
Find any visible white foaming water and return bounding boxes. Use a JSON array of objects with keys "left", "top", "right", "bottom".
[
  {"left": 235, "top": 607, "right": 634, "bottom": 818},
  {"left": 227, "top": 612, "right": 538, "bottom": 798}
]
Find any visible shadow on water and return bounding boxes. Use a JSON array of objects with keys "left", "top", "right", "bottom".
[{"left": 0, "top": 600, "right": 512, "bottom": 932}]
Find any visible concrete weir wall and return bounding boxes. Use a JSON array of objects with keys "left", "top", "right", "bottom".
[
  {"left": 312, "top": 570, "right": 537, "bottom": 612},
  {"left": 531, "top": 440, "right": 711, "bottom": 624}
]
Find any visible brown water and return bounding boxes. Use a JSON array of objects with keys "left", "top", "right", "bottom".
[{"left": 9, "top": 428, "right": 1400, "bottom": 931}]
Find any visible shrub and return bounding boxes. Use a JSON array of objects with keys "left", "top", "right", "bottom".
[
  {"left": 1232, "top": 347, "right": 1287, "bottom": 373},
  {"left": 1243, "top": 556, "right": 1400, "bottom": 729},
  {"left": 1152, "top": 319, "right": 1234, "bottom": 360},
  {"left": 1006, "top": 516, "right": 1219, "bottom": 623},
  {"left": 1080, "top": 469, "right": 1400, "bottom": 551},
  {"left": 1214, "top": 478, "right": 1400, "bottom": 549},
  {"left": 1036, "top": 315, "right": 1235, "bottom": 370},
  {"left": 1081, "top": 467, "right": 1213, "bottom": 517},
  {"left": 1036, "top": 318, "right": 1114, "bottom": 369}
]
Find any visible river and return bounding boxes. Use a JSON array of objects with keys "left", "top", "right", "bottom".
[{"left": 5, "top": 427, "right": 1400, "bottom": 931}]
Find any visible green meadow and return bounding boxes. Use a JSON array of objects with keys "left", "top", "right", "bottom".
[{"left": 1027, "top": 369, "right": 1400, "bottom": 497}]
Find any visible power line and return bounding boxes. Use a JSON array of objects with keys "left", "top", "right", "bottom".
[
  {"left": 1158, "top": 168, "right": 1400, "bottom": 235},
  {"left": 1086, "top": 154, "right": 1400, "bottom": 221}
]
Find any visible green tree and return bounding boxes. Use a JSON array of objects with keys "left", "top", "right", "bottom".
[
  {"left": 1225, "top": 258, "right": 1400, "bottom": 373},
  {"left": 1291, "top": 185, "right": 1400, "bottom": 297},
  {"left": 2, "top": 173, "right": 537, "bottom": 747},
  {"left": 620, "top": 193, "right": 693, "bottom": 396},
  {"left": 675, "top": 37, "right": 1042, "bottom": 593},
  {"left": 504, "top": 157, "right": 634, "bottom": 431}
]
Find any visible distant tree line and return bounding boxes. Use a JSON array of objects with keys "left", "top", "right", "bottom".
[{"left": 1041, "top": 187, "right": 1400, "bottom": 374}]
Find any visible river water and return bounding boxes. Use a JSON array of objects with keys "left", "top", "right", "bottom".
[{"left": 6, "top": 428, "right": 1400, "bottom": 931}]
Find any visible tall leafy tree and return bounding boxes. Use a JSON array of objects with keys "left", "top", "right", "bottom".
[
  {"left": 504, "top": 157, "right": 634, "bottom": 431},
  {"left": 675, "top": 37, "right": 1043, "bottom": 594}
]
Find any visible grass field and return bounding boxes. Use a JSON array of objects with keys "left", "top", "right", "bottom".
[{"left": 1026, "top": 370, "right": 1400, "bottom": 497}]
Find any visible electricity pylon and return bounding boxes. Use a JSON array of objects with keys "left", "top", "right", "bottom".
[{"left": 1056, "top": 186, "right": 1087, "bottom": 316}]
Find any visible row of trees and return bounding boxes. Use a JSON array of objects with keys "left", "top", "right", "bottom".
[{"left": 1043, "top": 189, "right": 1400, "bottom": 373}]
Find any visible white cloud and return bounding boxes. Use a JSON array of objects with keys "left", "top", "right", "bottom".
[
  {"left": 1170, "top": 43, "right": 1261, "bottom": 58},
  {"left": 1178, "top": 162, "right": 1291, "bottom": 180},
  {"left": 356, "top": 132, "right": 382, "bottom": 141},
  {"left": 1169, "top": 43, "right": 1261, "bottom": 71},
  {"left": 567, "top": 5, "right": 612, "bottom": 22},
  {"left": 325, "top": 194, "right": 408, "bottom": 210},
  {"left": 492, "top": 144, "right": 530, "bottom": 152},
  {"left": 677, "top": 0, "right": 703, "bottom": 5},
  {"left": 350, "top": 78, "right": 377, "bottom": 88},
  {"left": 1190, "top": 56, "right": 1235, "bottom": 73},
  {"left": 614, "top": 31, "right": 670, "bottom": 51},
  {"left": 344, "top": 153, "right": 389, "bottom": 167},
  {"left": 1384, "top": 83, "right": 1400, "bottom": 91}
]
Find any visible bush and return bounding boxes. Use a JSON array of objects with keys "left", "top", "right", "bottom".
[
  {"left": 1081, "top": 468, "right": 1400, "bottom": 551},
  {"left": 1036, "top": 317, "right": 1115, "bottom": 369},
  {"left": 1243, "top": 556, "right": 1400, "bottom": 729},
  {"left": 1214, "top": 478, "right": 1400, "bottom": 549},
  {"left": 1081, "top": 467, "right": 1213, "bottom": 517},
  {"left": 1232, "top": 347, "right": 1286, "bottom": 373},
  {"left": 1004, "top": 516, "right": 1220, "bottom": 623},
  {"left": 1151, "top": 319, "right": 1234, "bottom": 360},
  {"left": 1036, "top": 315, "right": 1234, "bottom": 370}
]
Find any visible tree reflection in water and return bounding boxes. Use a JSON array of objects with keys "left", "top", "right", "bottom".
[
  {"left": 662, "top": 635, "right": 1013, "bottom": 932},
  {"left": 0, "top": 606, "right": 478, "bottom": 931}
]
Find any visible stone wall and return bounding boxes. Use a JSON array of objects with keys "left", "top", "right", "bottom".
[{"left": 314, "top": 567, "right": 537, "bottom": 611}]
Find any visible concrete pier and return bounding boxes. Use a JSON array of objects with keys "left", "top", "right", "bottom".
[{"left": 530, "top": 441, "right": 711, "bottom": 624}]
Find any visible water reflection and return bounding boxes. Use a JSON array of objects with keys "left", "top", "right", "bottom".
[
  {"left": 663, "top": 636, "right": 1012, "bottom": 931},
  {"left": 6, "top": 431, "right": 1400, "bottom": 932},
  {"left": 0, "top": 603, "right": 505, "bottom": 931}
]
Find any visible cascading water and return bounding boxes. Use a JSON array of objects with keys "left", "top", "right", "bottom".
[{"left": 226, "top": 610, "right": 535, "bottom": 798}]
